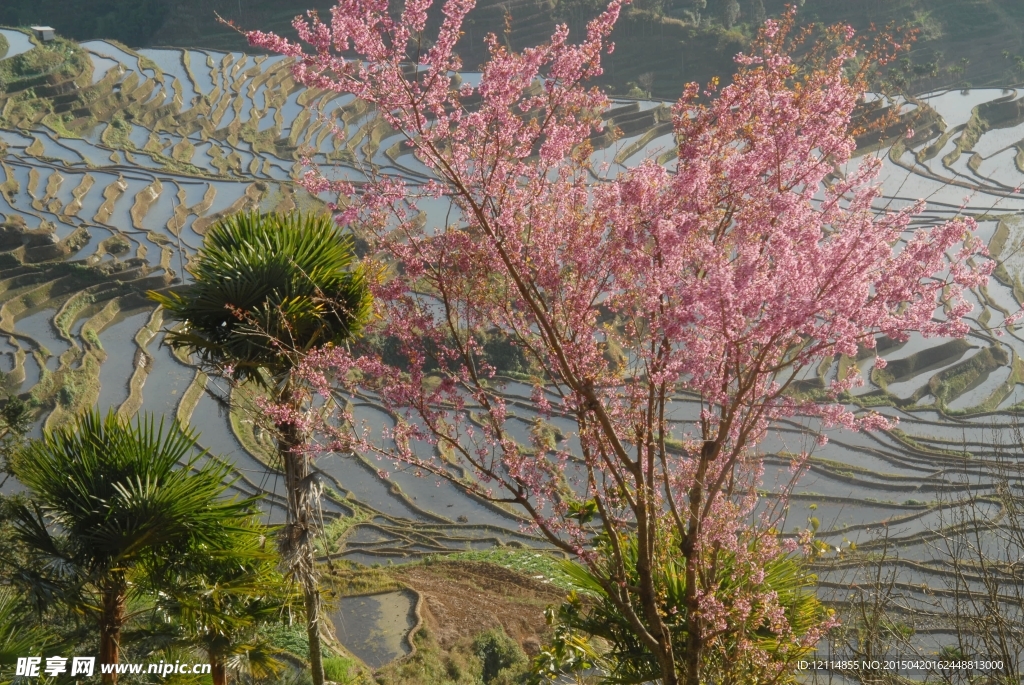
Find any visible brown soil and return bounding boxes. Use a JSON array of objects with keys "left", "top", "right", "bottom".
[{"left": 395, "top": 561, "right": 567, "bottom": 654}]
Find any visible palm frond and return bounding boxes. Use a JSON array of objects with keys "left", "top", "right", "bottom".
[
  {"left": 149, "top": 211, "right": 372, "bottom": 386},
  {"left": 0, "top": 587, "right": 52, "bottom": 666},
  {"left": 9, "top": 410, "right": 261, "bottom": 622}
]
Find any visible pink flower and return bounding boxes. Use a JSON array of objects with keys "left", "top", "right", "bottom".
[{"left": 250, "top": 5, "right": 970, "bottom": 680}]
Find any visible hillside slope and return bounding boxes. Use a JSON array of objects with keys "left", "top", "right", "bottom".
[{"left": 5, "top": 0, "right": 1024, "bottom": 98}]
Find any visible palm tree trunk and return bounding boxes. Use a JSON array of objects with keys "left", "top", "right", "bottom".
[
  {"left": 303, "top": 568, "right": 326, "bottom": 685},
  {"left": 278, "top": 389, "right": 326, "bottom": 685},
  {"left": 210, "top": 656, "right": 226, "bottom": 685},
  {"left": 99, "top": 583, "right": 126, "bottom": 685}
]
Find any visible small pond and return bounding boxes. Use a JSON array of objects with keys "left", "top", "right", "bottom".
[{"left": 331, "top": 590, "right": 417, "bottom": 668}]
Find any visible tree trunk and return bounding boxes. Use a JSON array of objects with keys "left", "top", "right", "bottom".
[
  {"left": 304, "top": 571, "right": 326, "bottom": 685},
  {"left": 683, "top": 564, "right": 701, "bottom": 685},
  {"left": 99, "top": 584, "right": 126, "bottom": 685},
  {"left": 680, "top": 442, "right": 714, "bottom": 685},
  {"left": 635, "top": 495, "right": 679, "bottom": 685},
  {"left": 210, "top": 657, "right": 226, "bottom": 685},
  {"left": 278, "top": 391, "right": 326, "bottom": 685}
]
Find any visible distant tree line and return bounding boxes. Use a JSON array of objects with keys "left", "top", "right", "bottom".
[{"left": 0, "top": 0, "right": 168, "bottom": 48}]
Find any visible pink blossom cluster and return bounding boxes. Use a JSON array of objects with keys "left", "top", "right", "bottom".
[{"left": 250, "top": 3, "right": 990, "bottom": 678}]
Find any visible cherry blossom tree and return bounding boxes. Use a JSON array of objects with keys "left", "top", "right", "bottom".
[{"left": 248, "top": 6, "right": 992, "bottom": 683}]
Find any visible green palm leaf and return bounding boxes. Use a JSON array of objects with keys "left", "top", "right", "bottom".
[
  {"left": 149, "top": 211, "right": 372, "bottom": 386},
  {"left": 144, "top": 516, "right": 296, "bottom": 681},
  {"left": 149, "top": 210, "right": 371, "bottom": 685},
  {"left": 0, "top": 587, "right": 52, "bottom": 680},
  {"left": 548, "top": 537, "right": 826, "bottom": 684},
  {"left": 8, "top": 409, "right": 261, "bottom": 671}
]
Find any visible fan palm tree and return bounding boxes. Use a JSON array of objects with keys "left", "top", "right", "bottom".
[
  {"left": 146, "top": 516, "right": 297, "bottom": 685},
  {"left": 9, "top": 410, "right": 256, "bottom": 685},
  {"left": 0, "top": 587, "right": 52, "bottom": 685},
  {"left": 149, "top": 211, "right": 372, "bottom": 685}
]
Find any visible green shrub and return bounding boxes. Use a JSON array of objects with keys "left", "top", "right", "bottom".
[
  {"left": 323, "top": 656, "right": 356, "bottom": 684},
  {"left": 106, "top": 236, "right": 131, "bottom": 254},
  {"left": 542, "top": 537, "right": 828, "bottom": 684},
  {"left": 259, "top": 622, "right": 309, "bottom": 659},
  {"left": 473, "top": 628, "right": 527, "bottom": 685}
]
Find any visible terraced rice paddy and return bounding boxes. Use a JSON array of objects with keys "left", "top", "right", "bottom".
[
  {"left": 331, "top": 591, "right": 417, "bottom": 668},
  {"left": 6, "top": 27, "right": 1024, "bottom": 664}
]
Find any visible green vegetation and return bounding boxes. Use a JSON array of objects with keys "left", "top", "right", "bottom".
[
  {"left": 257, "top": 621, "right": 312, "bottom": 661},
  {"left": 151, "top": 211, "right": 371, "bottom": 383},
  {"left": 374, "top": 625, "right": 530, "bottom": 685},
  {"left": 534, "top": 537, "right": 827, "bottom": 684},
  {"left": 0, "top": 406, "right": 318, "bottom": 684},
  {"left": 0, "top": 393, "right": 30, "bottom": 472},
  {"left": 8, "top": 412, "right": 259, "bottom": 674},
  {"left": 0, "top": 0, "right": 168, "bottom": 47},
  {"left": 150, "top": 515, "right": 296, "bottom": 685},
  {"left": 477, "top": 328, "right": 535, "bottom": 378},
  {"left": 430, "top": 549, "right": 581, "bottom": 593},
  {"left": 0, "top": 586, "right": 51, "bottom": 676},
  {"left": 323, "top": 656, "right": 359, "bottom": 684},
  {"left": 0, "top": 37, "right": 90, "bottom": 95},
  {"left": 153, "top": 211, "right": 373, "bottom": 685},
  {"left": 473, "top": 629, "right": 529, "bottom": 685},
  {"left": 0, "top": 0, "right": 1016, "bottom": 99},
  {"left": 376, "top": 627, "right": 484, "bottom": 685}
]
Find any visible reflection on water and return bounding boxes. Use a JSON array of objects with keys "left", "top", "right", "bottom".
[
  {"left": 96, "top": 311, "right": 151, "bottom": 412},
  {"left": 10, "top": 42, "right": 1024, "bottom": 659},
  {"left": 0, "top": 30, "right": 33, "bottom": 60},
  {"left": 15, "top": 310, "right": 69, "bottom": 368},
  {"left": 331, "top": 590, "right": 416, "bottom": 668}
]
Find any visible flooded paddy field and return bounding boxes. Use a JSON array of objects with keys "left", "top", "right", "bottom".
[
  {"left": 6, "top": 27, "right": 1024, "bottom": 666},
  {"left": 331, "top": 591, "right": 418, "bottom": 668}
]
